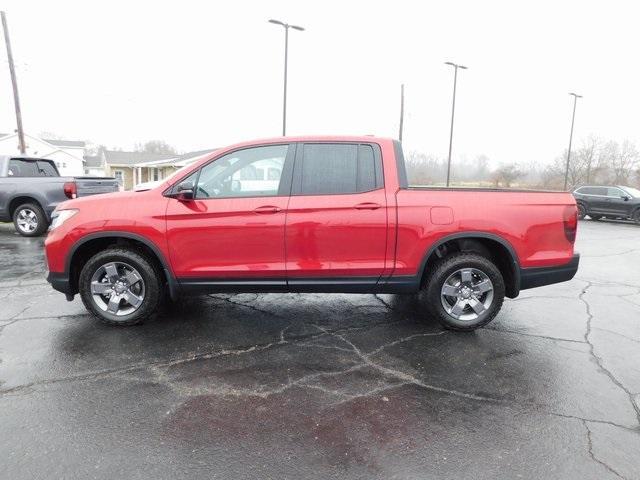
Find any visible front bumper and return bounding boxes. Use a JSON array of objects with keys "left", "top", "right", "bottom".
[
  {"left": 46, "top": 271, "right": 75, "bottom": 300},
  {"left": 519, "top": 253, "right": 580, "bottom": 291}
]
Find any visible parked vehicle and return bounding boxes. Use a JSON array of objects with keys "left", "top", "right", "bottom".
[
  {"left": 45, "top": 136, "right": 579, "bottom": 330},
  {"left": 573, "top": 185, "right": 640, "bottom": 223},
  {"left": 0, "top": 156, "right": 120, "bottom": 236}
]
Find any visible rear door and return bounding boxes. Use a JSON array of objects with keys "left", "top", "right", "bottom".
[
  {"left": 585, "top": 187, "right": 609, "bottom": 214},
  {"left": 285, "top": 142, "right": 387, "bottom": 290}
]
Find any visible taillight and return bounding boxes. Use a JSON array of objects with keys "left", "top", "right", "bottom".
[
  {"left": 564, "top": 205, "right": 578, "bottom": 243},
  {"left": 63, "top": 182, "right": 77, "bottom": 199}
]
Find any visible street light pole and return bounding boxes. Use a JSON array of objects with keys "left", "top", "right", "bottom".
[
  {"left": 399, "top": 83, "right": 405, "bottom": 142},
  {"left": 1, "top": 11, "right": 26, "bottom": 154},
  {"left": 444, "top": 61, "right": 467, "bottom": 187},
  {"left": 269, "top": 19, "right": 304, "bottom": 136},
  {"left": 563, "top": 92, "right": 582, "bottom": 191}
]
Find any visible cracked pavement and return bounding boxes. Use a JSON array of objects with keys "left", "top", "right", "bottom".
[{"left": 0, "top": 220, "right": 639, "bottom": 479}]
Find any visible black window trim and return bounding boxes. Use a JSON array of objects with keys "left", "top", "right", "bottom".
[
  {"left": 290, "top": 141, "right": 384, "bottom": 197},
  {"left": 164, "top": 143, "right": 296, "bottom": 199}
]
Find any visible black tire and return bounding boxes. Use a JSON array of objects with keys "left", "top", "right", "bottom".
[
  {"left": 590, "top": 214, "right": 602, "bottom": 221},
  {"left": 577, "top": 203, "right": 586, "bottom": 220},
  {"left": 12, "top": 203, "right": 48, "bottom": 237},
  {"left": 633, "top": 209, "right": 640, "bottom": 225},
  {"left": 423, "top": 252, "right": 505, "bottom": 331},
  {"left": 79, "top": 247, "right": 162, "bottom": 326}
]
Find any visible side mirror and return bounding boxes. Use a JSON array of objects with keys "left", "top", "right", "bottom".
[
  {"left": 176, "top": 181, "right": 194, "bottom": 200},
  {"left": 621, "top": 195, "right": 630, "bottom": 201}
]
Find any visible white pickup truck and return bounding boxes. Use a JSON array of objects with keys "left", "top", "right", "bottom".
[{"left": 0, "top": 156, "right": 119, "bottom": 236}]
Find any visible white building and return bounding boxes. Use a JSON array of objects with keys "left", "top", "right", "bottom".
[{"left": 0, "top": 132, "right": 86, "bottom": 176}]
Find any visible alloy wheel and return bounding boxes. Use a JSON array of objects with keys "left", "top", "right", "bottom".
[
  {"left": 90, "top": 262, "right": 145, "bottom": 316},
  {"left": 440, "top": 267, "right": 494, "bottom": 321},
  {"left": 16, "top": 208, "right": 38, "bottom": 234}
]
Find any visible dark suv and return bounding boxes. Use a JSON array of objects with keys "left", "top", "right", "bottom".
[{"left": 573, "top": 185, "right": 640, "bottom": 223}]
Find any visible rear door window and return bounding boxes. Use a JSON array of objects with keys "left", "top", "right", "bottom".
[
  {"left": 8, "top": 159, "right": 39, "bottom": 177},
  {"left": 293, "top": 143, "right": 383, "bottom": 195}
]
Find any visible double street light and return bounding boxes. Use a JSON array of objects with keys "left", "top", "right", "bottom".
[
  {"left": 268, "top": 19, "right": 305, "bottom": 136},
  {"left": 444, "top": 61, "right": 467, "bottom": 187}
]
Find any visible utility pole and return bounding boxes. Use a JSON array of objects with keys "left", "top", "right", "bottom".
[
  {"left": 1, "top": 11, "right": 26, "bottom": 154},
  {"left": 398, "top": 84, "right": 405, "bottom": 142},
  {"left": 269, "top": 19, "right": 305, "bottom": 136},
  {"left": 563, "top": 92, "right": 582, "bottom": 191},
  {"left": 444, "top": 61, "right": 467, "bottom": 187}
]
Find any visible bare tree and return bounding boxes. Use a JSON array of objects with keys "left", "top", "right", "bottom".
[
  {"left": 604, "top": 140, "right": 639, "bottom": 185},
  {"left": 405, "top": 152, "right": 446, "bottom": 185},
  {"left": 579, "top": 136, "right": 604, "bottom": 184},
  {"left": 135, "top": 140, "right": 177, "bottom": 155},
  {"left": 491, "top": 163, "right": 523, "bottom": 188}
]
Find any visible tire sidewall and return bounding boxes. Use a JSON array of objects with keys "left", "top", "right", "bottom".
[
  {"left": 426, "top": 253, "right": 505, "bottom": 331},
  {"left": 79, "top": 249, "right": 161, "bottom": 325},
  {"left": 577, "top": 203, "right": 586, "bottom": 220},
  {"left": 13, "top": 203, "right": 47, "bottom": 237}
]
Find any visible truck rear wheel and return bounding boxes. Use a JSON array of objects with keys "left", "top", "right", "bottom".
[
  {"left": 423, "top": 252, "right": 505, "bottom": 331},
  {"left": 78, "top": 247, "right": 162, "bottom": 326},
  {"left": 13, "top": 203, "right": 48, "bottom": 237}
]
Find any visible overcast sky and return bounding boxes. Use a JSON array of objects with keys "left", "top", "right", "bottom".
[{"left": 1, "top": 0, "right": 639, "bottom": 165}]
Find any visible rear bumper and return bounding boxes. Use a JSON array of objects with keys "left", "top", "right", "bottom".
[{"left": 519, "top": 253, "right": 580, "bottom": 290}]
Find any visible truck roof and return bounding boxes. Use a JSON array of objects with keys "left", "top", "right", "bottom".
[
  {"left": 0, "top": 155, "right": 56, "bottom": 162},
  {"left": 224, "top": 135, "right": 394, "bottom": 149}
]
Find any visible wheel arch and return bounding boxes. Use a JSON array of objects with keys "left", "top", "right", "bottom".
[
  {"left": 419, "top": 232, "right": 521, "bottom": 298},
  {"left": 66, "top": 232, "right": 179, "bottom": 300},
  {"left": 8, "top": 195, "right": 46, "bottom": 218}
]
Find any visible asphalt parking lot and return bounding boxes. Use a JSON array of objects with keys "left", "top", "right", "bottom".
[{"left": 0, "top": 220, "right": 639, "bottom": 479}]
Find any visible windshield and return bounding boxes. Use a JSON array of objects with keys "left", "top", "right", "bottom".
[{"left": 621, "top": 186, "right": 640, "bottom": 198}]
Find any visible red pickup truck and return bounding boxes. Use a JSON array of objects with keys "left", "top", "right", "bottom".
[{"left": 45, "top": 136, "right": 579, "bottom": 330}]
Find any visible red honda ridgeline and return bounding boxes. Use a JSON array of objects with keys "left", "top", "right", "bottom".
[{"left": 45, "top": 136, "right": 579, "bottom": 330}]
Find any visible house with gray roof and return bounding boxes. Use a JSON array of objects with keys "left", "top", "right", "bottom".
[{"left": 95, "top": 148, "right": 217, "bottom": 190}]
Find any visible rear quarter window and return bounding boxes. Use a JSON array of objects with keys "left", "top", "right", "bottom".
[{"left": 37, "top": 161, "right": 58, "bottom": 176}]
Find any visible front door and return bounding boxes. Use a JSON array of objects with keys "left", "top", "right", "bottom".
[
  {"left": 285, "top": 142, "right": 388, "bottom": 290},
  {"left": 605, "top": 187, "right": 632, "bottom": 216},
  {"left": 166, "top": 144, "right": 293, "bottom": 285}
]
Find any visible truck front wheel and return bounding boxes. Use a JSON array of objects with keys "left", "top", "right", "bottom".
[
  {"left": 423, "top": 252, "right": 505, "bottom": 331},
  {"left": 78, "top": 247, "right": 162, "bottom": 326}
]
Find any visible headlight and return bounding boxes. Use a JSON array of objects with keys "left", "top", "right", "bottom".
[{"left": 49, "top": 209, "right": 78, "bottom": 231}]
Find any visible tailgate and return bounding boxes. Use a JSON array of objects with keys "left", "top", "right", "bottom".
[{"left": 75, "top": 178, "right": 120, "bottom": 197}]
